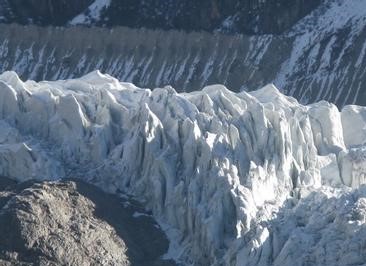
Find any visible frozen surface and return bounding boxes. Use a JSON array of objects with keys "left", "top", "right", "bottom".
[{"left": 1, "top": 71, "right": 366, "bottom": 265}]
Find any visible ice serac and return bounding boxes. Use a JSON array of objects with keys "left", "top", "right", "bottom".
[{"left": 1, "top": 71, "right": 366, "bottom": 265}]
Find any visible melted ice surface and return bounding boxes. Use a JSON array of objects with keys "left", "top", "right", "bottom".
[{"left": 1, "top": 70, "right": 366, "bottom": 265}]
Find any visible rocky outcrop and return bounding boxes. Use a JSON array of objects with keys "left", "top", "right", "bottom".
[{"left": 0, "top": 177, "right": 174, "bottom": 266}]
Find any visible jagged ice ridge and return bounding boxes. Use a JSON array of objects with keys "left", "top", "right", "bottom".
[{"left": 1, "top": 70, "right": 366, "bottom": 265}]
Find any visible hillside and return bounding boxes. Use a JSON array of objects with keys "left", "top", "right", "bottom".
[{"left": 1, "top": 0, "right": 366, "bottom": 106}]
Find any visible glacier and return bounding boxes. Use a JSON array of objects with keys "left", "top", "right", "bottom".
[{"left": 1, "top": 70, "right": 366, "bottom": 265}]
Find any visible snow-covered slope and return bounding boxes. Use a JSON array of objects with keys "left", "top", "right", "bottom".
[
  {"left": 1, "top": 70, "right": 366, "bottom": 265},
  {"left": 275, "top": 0, "right": 366, "bottom": 106},
  {"left": 70, "top": 0, "right": 111, "bottom": 25}
]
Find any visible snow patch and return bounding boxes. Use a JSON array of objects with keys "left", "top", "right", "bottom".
[{"left": 70, "top": 0, "right": 111, "bottom": 25}]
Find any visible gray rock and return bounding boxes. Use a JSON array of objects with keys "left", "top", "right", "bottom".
[{"left": 0, "top": 177, "right": 175, "bottom": 266}]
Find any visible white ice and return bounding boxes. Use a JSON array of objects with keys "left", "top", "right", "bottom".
[{"left": 0, "top": 70, "right": 366, "bottom": 265}]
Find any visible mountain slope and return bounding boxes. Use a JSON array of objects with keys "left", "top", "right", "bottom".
[
  {"left": 0, "top": 0, "right": 93, "bottom": 25},
  {"left": 70, "top": 0, "right": 320, "bottom": 34},
  {"left": 0, "top": 0, "right": 320, "bottom": 35},
  {"left": 1, "top": 70, "right": 366, "bottom": 265},
  {"left": 0, "top": 0, "right": 365, "bottom": 106}
]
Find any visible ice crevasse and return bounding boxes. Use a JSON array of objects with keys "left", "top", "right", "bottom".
[{"left": 1, "top": 70, "right": 366, "bottom": 265}]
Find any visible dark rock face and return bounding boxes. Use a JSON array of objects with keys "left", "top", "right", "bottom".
[
  {"left": 234, "top": 0, "right": 321, "bottom": 34},
  {"left": 0, "top": 0, "right": 321, "bottom": 34},
  {"left": 0, "top": 0, "right": 93, "bottom": 25},
  {"left": 0, "top": 177, "right": 174, "bottom": 266},
  {"left": 104, "top": 0, "right": 321, "bottom": 34}
]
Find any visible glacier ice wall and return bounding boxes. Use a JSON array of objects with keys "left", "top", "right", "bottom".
[
  {"left": 1, "top": 0, "right": 366, "bottom": 106},
  {"left": 1, "top": 70, "right": 366, "bottom": 265}
]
